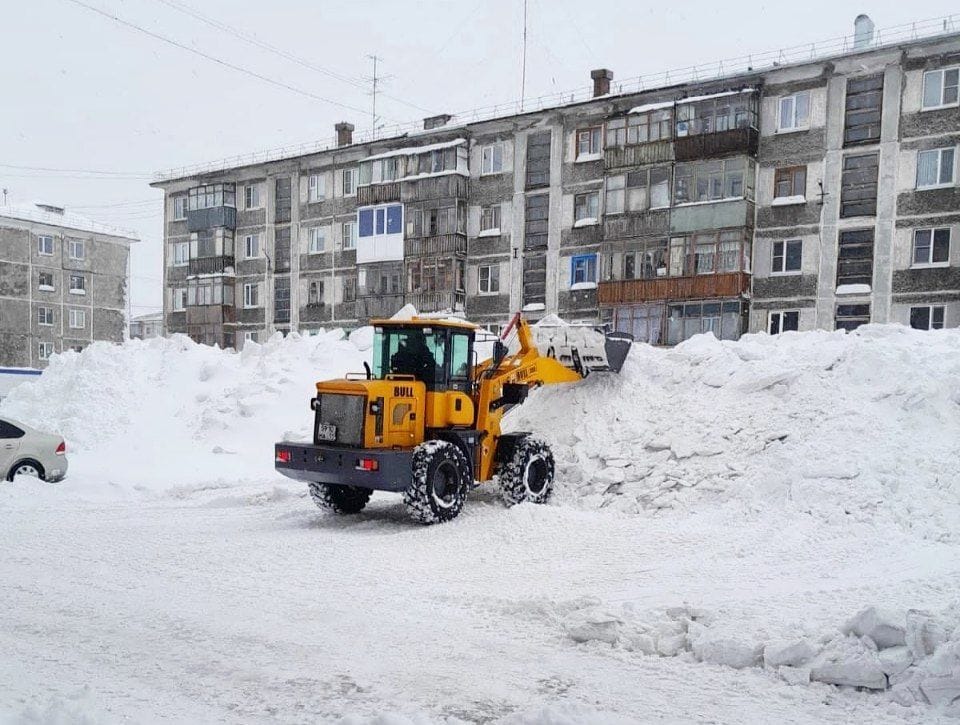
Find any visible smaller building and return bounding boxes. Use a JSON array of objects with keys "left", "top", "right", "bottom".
[
  {"left": 0, "top": 203, "right": 138, "bottom": 367},
  {"left": 129, "top": 312, "right": 164, "bottom": 340}
]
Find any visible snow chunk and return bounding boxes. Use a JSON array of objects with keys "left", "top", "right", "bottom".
[
  {"left": 764, "top": 639, "right": 818, "bottom": 668},
  {"left": 836, "top": 283, "right": 872, "bottom": 295},
  {"left": 573, "top": 216, "right": 598, "bottom": 228},
  {"left": 691, "top": 631, "right": 763, "bottom": 669},
  {"left": 810, "top": 637, "right": 888, "bottom": 690},
  {"left": 843, "top": 607, "right": 906, "bottom": 649},
  {"left": 770, "top": 195, "right": 807, "bottom": 207},
  {"left": 569, "top": 281, "right": 597, "bottom": 291}
]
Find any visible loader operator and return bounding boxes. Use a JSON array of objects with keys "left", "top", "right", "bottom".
[{"left": 390, "top": 332, "right": 437, "bottom": 385}]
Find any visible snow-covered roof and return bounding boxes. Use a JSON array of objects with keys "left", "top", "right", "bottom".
[
  {"left": 0, "top": 204, "right": 140, "bottom": 240},
  {"left": 131, "top": 312, "right": 164, "bottom": 323},
  {"left": 362, "top": 138, "right": 467, "bottom": 163},
  {"left": 630, "top": 88, "right": 758, "bottom": 115}
]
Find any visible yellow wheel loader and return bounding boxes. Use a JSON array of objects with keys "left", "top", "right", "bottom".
[{"left": 274, "top": 313, "right": 632, "bottom": 524}]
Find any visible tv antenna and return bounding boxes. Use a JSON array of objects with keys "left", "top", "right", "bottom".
[{"left": 366, "top": 55, "right": 392, "bottom": 140}]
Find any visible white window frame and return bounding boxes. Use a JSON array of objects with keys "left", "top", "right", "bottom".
[
  {"left": 68, "top": 238, "right": 85, "bottom": 260},
  {"left": 243, "top": 283, "right": 260, "bottom": 309},
  {"left": 910, "top": 304, "right": 946, "bottom": 330},
  {"left": 38, "top": 306, "right": 54, "bottom": 326},
  {"left": 921, "top": 67, "right": 960, "bottom": 111},
  {"left": 574, "top": 191, "right": 600, "bottom": 223},
  {"left": 777, "top": 91, "right": 811, "bottom": 132},
  {"left": 341, "top": 221, "right": 357, "bottom": 250},
  {"left": 479, "top": 204, "right": 501, "bottom": 233},
  {"left": 307, "top": 226, "right": 326, "bottom": 253},
  {"left": 69, "top": 275, "right": 86, "bottom": 295},
  {"left": 243, "top": 184, "right": 262, "bottom": 210},
  {"left": 243, "top": 331, "right": 258, "bottom": 343},
  {"left": 916, "top": 147, "right": 957, "bottom": 189},
  {"left": 478, "top": 264, "right": 500, "bottom": 295},
  {"left": 68, "top": 308, "right": 85, "bottom": 329},
  {"left": 481, "top": 144, "right": 504, "bottom": 175},
  {"left": 173, "top": 241, "right": 189, "bottom": 266},
  {"left": 576, "top": 127, "right": 602, "bottom": 159},
  {"left": 768, "top": 310, "right": 800, "bottom": 334},
  {"left": 173, "top": 287, "right": 187, "bottom": 311},
  {"left": 911, "top": 228, "right": 951, "bottom": 267},
  {"left": 243, "top": 234, "right": 260, "bottom": 259},
  {"left": 173, "top": 196, "right": 188, "bottom": 220},
  {"left": 342, "top": 168, "right": 357, "bottom": 197},
  {"left": 771, "top": 239, "right": 803, "bottom": 275},
  {"left": 38, "top": 271, "right": 55, "bottom": 292},
  {"left": 38, "top": 341, "right": 54, "bottom": 361},
  {"left": 308, "top": 173, "right": 326, "bottom": 202},
  {"left": 37, "top": 235, "right": 54, "bottom": 256}
]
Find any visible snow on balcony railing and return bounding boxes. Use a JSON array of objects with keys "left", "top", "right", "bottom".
[{"left": 154, "top": 14, "right": 960, "bottom": 183}]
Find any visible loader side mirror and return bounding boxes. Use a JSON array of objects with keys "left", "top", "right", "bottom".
[{"left": 492, "top": 340, "right": 508, "bottom": 369}]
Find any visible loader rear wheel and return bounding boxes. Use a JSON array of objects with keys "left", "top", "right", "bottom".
[
  {"left": 498, "top": 436, "right": 555, "bottom": 506},
  {"left": 308, "top": 482, "right": 372, "bottom": 514},
  {"left": 403, "top": 440, "right": 470, "bottom": 525}
]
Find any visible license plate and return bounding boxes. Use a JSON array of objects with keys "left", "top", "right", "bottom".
[{"left": 316, "top": 423, "right": 337, "bottom": 442}]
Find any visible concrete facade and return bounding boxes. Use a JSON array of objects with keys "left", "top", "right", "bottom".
[
  {"left": 0, "top": 205, "right": 135, "bottom": 367},
  {"left": 153, "top": 27, "right": 960, "bottom": 348}
]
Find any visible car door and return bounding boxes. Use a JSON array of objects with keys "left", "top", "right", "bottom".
[{"left": 0, "top": 419, "right": 24, "bottom": 474}]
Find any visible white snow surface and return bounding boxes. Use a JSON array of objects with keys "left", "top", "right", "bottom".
[{"left": 2, "top": 323, "right": 960, "bottom": 723}]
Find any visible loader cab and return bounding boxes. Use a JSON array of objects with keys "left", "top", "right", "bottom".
[{"left": 371, "top": 319, "right": 475, "bottom": 394}]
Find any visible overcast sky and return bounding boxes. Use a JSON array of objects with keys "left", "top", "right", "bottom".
[{"left": 2, "top": 0, "right": 958, "bottom": 316}]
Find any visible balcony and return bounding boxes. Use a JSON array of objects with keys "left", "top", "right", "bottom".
[
  {"left": 357, "top": 293, "right": 406, "bottom": 320},
  {"left": 401, "top": 174, "right": 469, "bottom": 202},
  {"left": 598, "top": 272, "right": 749, "bottom": 305},
  {"left": 409, "top": 290, "right": 465, "bottom": 314},
  {"left": 674, "top": 127, "right": 759, "bottom": 162},
  {"left": 187, "top": 206, "right": 236, "bottom": 232},
  {"left": 405, "top": 233, "right": 467, "bottom": 257},
  {"left": 185, "top": 304, "right": 236, "bottom": 326},
  {"left": 188, "top": 256, "right": 235, "bottom": 276},
  {"left": 603, "top": 209, "right": 670, "bottom": 239},
  {"left": 357, "top": 182, "right": 401, "bottom": 206},
  {"left": 604, "top": 140, "right": 674, "bottom": 169}
]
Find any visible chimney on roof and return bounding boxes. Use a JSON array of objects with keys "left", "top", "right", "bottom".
[
  {"left": 423, "top": 113, "right": 452, "bottom": 130},
  {"left": 35, "top": 203, "right": 65, "bottom": 215},
  {"left": 591, "top": 68, "right": 613, "bottom": 98},
  {"left": 854, "top": 14, "right": 875, "bottom": 50},
  {"left": 335, "top": 122, "right": 354, "bottom": 147}
]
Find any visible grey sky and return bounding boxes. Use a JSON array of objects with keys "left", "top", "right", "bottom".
[{"left": 2, "top": 0, "right": 957, "bottom": 315}]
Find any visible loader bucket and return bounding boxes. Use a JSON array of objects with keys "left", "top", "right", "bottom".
[{"left": 531, "top": 324, "right": 633, "bottom": 376}]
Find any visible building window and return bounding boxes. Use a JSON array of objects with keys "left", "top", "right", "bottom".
[
  {"left": 574, "top": 192, "right": 599, "bottom": 223},
  {"left": 912, "top": 228, "right": 951, "bottom": 266},
  {"left": 526, "top": 130, "right": 551, "bottom": 188},
  {"left": 922, "top": 67, "right": 959, "bottom": 110},
  {"left": 308, "top": 173, "right": 326, "bottom": 202},
  {"left": 243, "top": 283, "right": 260, "bottom": 308},
  {"left": 69, "top": 275, "right": 86, "bottom": 295},
  {"left": 772, "top": 240, "right": 802, "bottom": 274},
  {"left": 343, "top": 276, "right": 356, "bottom": 302},
  {"left": 570, "top": 254, "right": 598, "bottom": 286},
  {"left": 916, "top": 148, "right": 956, "bottom": 189},
  {"left": 837, "top": 229, "right": 874, "bottom": 288},
  {"left": 478, "top": 264, "right": 500, "bottom": 294},
  {"left": 668, "top": 230, "right": 748, "bottom": 277},
  {"left": 676, "top": 93, "right": 758, "bottom": 137},
  {"left": 308, "top": 280, "right": 324, "bottom": 305},
  {"left": 606, "top": 110, "right": 673, "bottom": 147},
  {"left": 605, "top": 168, "right": 670, "bottom": 214},
  {"left": 38, "top": 342, "right": 54, "bottom": 361},
  {"left": 769, "top": 310, "right": 800, "bottom": 334},
  {"left": 674, "top": 158, "right": 752, "bottom": 204},
  {"left": 666, "top": 300, "right": 743, "bottom": 344},
  {"left": 173, "top": 288, "right": 187, "bottom": 311},
  {"left": 173, "top": 241, "right": 189, "bottom": 266},
  {"left": 69, "top": 308, "right": 85, "bottom": 329},
  {"left": 244, "top": 331, "right": 259, "bottom": 344},
  {"left": 481, "top": 144, "right": 504, "bottom": 174},
  {"left": 524, "top": 194, "right": 549, "bottom": 249},
  {"left": 774, "top": 166, "right": 807, "bottom": 199},
  {"left": 844, "top": 74, "right": 883, "bottom": 147},
  {"left": 307, "top": 226, "right": 326, "bottom": 253},
  {"left": 358, "top": 204, "right": 403, "bottom": 238},
  {"left": 910, "top": 305, "right": 946, "bottom": 330},
  {"left": 188, "top": 183, "right": 236, "bottom": 210},
  {"left": 188, "top": 279, "right": 235, "bottom": 307},
  {"left": 576, "top": 127, "right": 602, "bottom": 158},
  {"left": 840, "top": 153, "right": 879, "bottom": 217},
  {"left": 243, "top": 184, "right": 262, "bottom": 210},
  {"left": 835, "top": 304, "right": 870, "bottom": 331},
  {"left": 777, "top": 91, "right": 811, "bottom": 132},
  {"left": 480, "top": 204, "right": 501, "bottom": 233},
  {"left": 66, "top": 238, "right": 85, "bottom": 260},
  {"left": 342, "top": 168, "right": 356, "bottom": 196},
  {"left": 244, "top": 234, "right": 260, "bottom": 258},
  {"left": 38, "top": 306, "right": 54, "bottom": 326},
  {"left": 37, "top": 235, "right": 54, "bottom": 256},
  {"left": 342, "top": 221, "right": 357, "bottom": 250},
  {"left": 38, "top": 271, "right": 54, "bottom": 291},
  {"left": 173, "top": 196, "right": 188, "bottom": 220}
]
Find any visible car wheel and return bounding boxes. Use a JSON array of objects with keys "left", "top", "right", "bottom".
[{"left": 7, "top": 460, "right": 45, "bottom": 482}]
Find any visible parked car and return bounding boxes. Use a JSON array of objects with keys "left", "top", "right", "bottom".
[{"left": 0, "top": 417, "right": 67, "bottom": 482}]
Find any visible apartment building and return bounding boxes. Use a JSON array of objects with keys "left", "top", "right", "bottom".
[
  {"left": 152, "top": 17, "right": 960, "bottom": 348},
  {"left": 0, "top": 203, "right": 135, "bottom": 367},
  {"left": 129, "top": 312, "right": 164, "bottom": 339}
]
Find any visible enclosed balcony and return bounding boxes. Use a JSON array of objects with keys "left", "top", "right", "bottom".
[
  {"left": 599, "top": 272, "right": 749, "bottom": 305},
  {"left": 408, "top": 290, "right": 466, "bottom": 314},
  {"left": 357, "top": 293, "right": 406, "bottom": 319}
]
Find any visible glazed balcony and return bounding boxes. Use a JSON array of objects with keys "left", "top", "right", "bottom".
[{"left": 598, "top": 272, "right": 749, "bottom": 305}]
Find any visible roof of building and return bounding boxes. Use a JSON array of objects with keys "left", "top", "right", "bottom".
[
  {"left": 131, "top": 312, "right": 164, "bottom": 323},
  {"left": 0, "top": 203, "right": 140, "bottom": 241}
]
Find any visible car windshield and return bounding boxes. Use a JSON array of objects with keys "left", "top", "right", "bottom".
[{"left": 372, "top": 327, "right": 446, "bottom": 384}]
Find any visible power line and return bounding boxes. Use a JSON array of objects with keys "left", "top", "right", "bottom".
[
  {"left": 0, "top": 162, "right": 151, "bottom": 178},
  {"left": 151, "top": 0, "right": 431, "bottom": 116},
  {"left": 63, "top": 0, "right": 372, "bottom": 117}
]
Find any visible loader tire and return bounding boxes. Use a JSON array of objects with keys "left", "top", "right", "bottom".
[
  {"left": 308, "top": 482, "right": 372, "bottom": 514},
  {"left": 403, "top": 440, "right": 470, "bottom": 525},
  {"left": 498, "top": 436, "right": 555, "bottom": 507}
]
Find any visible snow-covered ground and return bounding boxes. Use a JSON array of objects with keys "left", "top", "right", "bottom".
[{"left": 1, "top": 325, "right": 958, "bottom": 724}]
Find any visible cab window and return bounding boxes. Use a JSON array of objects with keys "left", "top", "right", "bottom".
[{"left": 450, "top": 333, "right": 471, "bottom": 381}]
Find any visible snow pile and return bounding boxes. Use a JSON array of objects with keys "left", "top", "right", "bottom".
[
  {"left": 509, "top": 325, "right": 960, "bottom": 540},
  {"left": 561, "top": 600, "right": 960, "bottom": 715},
  {"left": 0, "top": 330, "right": 366, "bottom": 494}
]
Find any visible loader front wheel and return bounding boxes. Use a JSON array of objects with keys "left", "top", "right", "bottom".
[
  {"left": 403, "top": 441, "right": 470, "bottom": 525},
  {"left": 498, "top": 436, "right": 555, "bottom": 507},
  {"left": 308, "top": 482, "right": 372, "bottom": 514}
]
